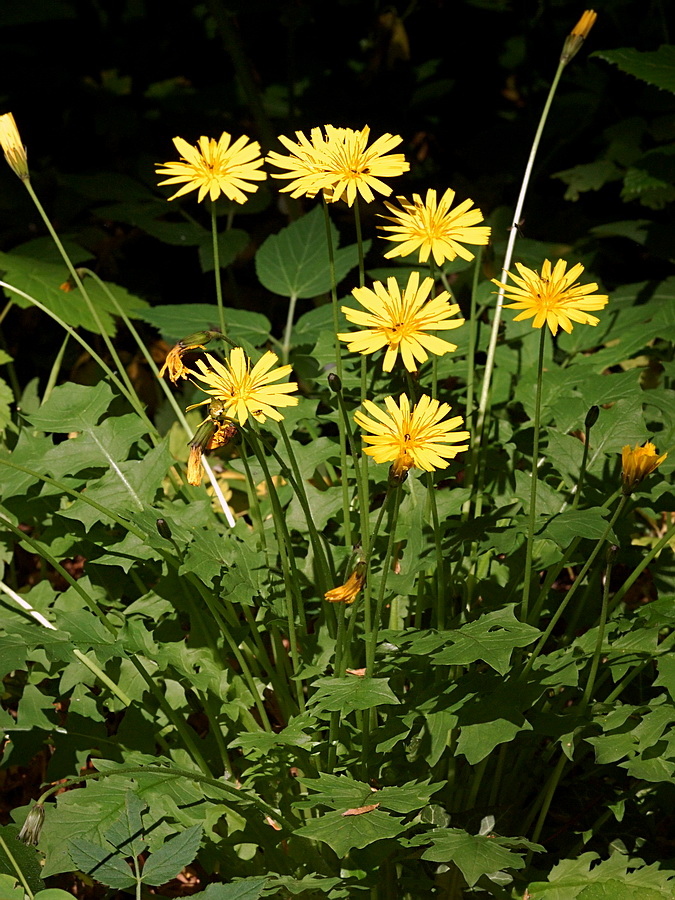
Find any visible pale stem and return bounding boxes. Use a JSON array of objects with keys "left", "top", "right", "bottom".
[
  {"left": 282, "top": 291, "right": 298, "bottom": 364},
  {"left": 211, "top": 201, "right": 226, "bottom": 336}
]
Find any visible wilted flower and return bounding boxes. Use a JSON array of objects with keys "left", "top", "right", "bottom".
[
  {"left": 325, "top": 564, "right": 366, "bottom": 604},
  {"left": 355, "top": 393, "right": 470, "bottom": 472},
  {"left": 189, "top": 347, "right": 298, "bottom": 426},
  {"left": 0, "top": 112, "right": 29, "bottom": 181},
  {"left": 158, "top": 331, "right": 225, "bottom": 383},
  {"left": 493, "top": 259, "right": 609, "bottom": 336},
  {"left": 378, "top": 188, "right": 491, "bottom": 267},
  {"left": 17, "top": 803, "right": 45, "bottom": 846},
  {"left": 185, "top": 406, "right": 239, "bottom": 487},
  {"left": 621, "top": 442, "right": 667, "bottom": 494},
  {"left": 156, "top": 132, "right": 266, "bottom": 204},
  {"left": 338, "top": 270, "right": 464, "bottom": 372}
]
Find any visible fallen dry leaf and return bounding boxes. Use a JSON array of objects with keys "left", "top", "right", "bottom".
[{"left": 342, "top": 803, "right": 380, "bottom": 817}]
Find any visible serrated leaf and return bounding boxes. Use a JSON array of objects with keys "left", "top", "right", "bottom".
[
  {"left": 28, "top": 382, "right": 114, "bottom": 433},
  {"left": 592, "top": 46, "right": 675, "bottom": 94},
  {"left": 104, "top": 793, "right": 147, "bottom": 859},
  {"left": 293, "top": 808, "right": 405, "bottom": 856},
  {"left": 0, "top": 252, "right": 147, "bottom": 336},
  {"left": 541, "top": 507, "right": 613, "bottom": 548},
  {"left": 431, "top": 609, "right": 540, "bottom": 675},
  {"left": 308, "top": 676, "right": 400, "bottom": 712},
  {"left": 255, "top": 205, "right": 363, "bottom": 298},
  {"left": 195, "top": 876, "right": 269, "bottom": 898},
  {"left": 136, "top": 304, "right": 271, "bottom": 346},
  {"left": 141, "top": 824, "right": 202, "bottom": 885},
  {"left": 407, "top": 828, "right": 540, "bottom": 887},
  {"left": 67, "top": 837, "right": 136, "bottom": 889}
]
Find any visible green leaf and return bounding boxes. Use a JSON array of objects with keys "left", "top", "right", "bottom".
[
  {"left": 541, "top": 507, "right": 613, "bottom": 548},
  {"left": 592, "top": 46, "right": 675, "bottom": 94},
  {"left": 0, "top": 251, "right": 147, "bottom": 336},
  {"left": 407, "top": 828, "right": 540, "bottom": 887},
  {"left": 0, "top": 823, "right": 45, "bottom": 894},
  {"left": 136, "top": 304, "right": 271, "bottom": 347},
  {"left": 255, "top": 205, "right": 364, "bottom": 298},
  {"left": 198, "top": 229, "right": 250, "bottom": 272},
  {"left": 308, "top": 676, "right": 400, "bottom": 712},
  {"left": 28, "top": 381, "right": 115, "bottom": 433},
  {"left": 293, "top": 808, "right": 406, "bottom": 856},
  {"left": 104, "top": 792, "right": 147, "bottom": 859},
  {"left": 0, "top": 874, "right": 24, "bottom": 900},
  {"left": 141, "top": 824, "right": 202, "bottom": 886},
  {"left": 34, "top": 891, "right": 80, "bottom": 900},
  {"left": 193, "top": 878, "right": 268, "bottom": 898},
  {"left": 552, "top": 160, "right": 622, "bottom": 201},
  {"left": 431, "top": 609, "right": 540, "bottom": 675},
  {"left": 67, "top": 837, "right": 136, "bottom": 889}
]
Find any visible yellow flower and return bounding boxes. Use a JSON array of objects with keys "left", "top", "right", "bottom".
[
  {"left": 322, "top": 125, "right": 409, "bottom": 206},
  {"left": 338, "top": 270, "right": 464, "bottom": 372},
  {"left": 562, "top": 10, "right": 597, "bottom": 63},
  {"left": 158, "top": 331, "right": 225, "bottom": 383},
  {"left": 190, "top": 347, "right": 298, "bottom": 426},
  {"left": 325, "top": 564, "right": 366, "bottom": 604},
  {"left": 0, "top": 112, "right": 29, "bottom": 181},
  {"left": 492, "top": 259, "right": 609, "bottom": 336},
  {"left": 378, "top": 188, "right": 491, "bottom": 267},
  {"left": 156, "top": 132, "right": 266, "bottom": 204},
  {"left": 355, "top": 393, "right": 469, "bottom": 472},
  {"left": 267, "top": 124, "right": 408, "bottom": 205},
  {"left": 621, "top": 442, "right": 667, "bottom": 494},
  {"left": 266, "top": 126, "right": 340, "bottom": 200}
]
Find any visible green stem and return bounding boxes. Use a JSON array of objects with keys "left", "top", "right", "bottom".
[
  {"left": 353, "top": 197, "right": 365, "bottom": 288},
  {"left": 42, "top": 334, "right": 69, "bottom": 404},
  {"left": 522, "top": 495, "right": 628, "bottom": 679},
  {"left": 607, "top": 517, "right": 675, "bottom": 615},
  {"left": 365, "top": 483, "right": 403, "bottom": 674},
  {"left": 474, "top": 59, "right": 566, "bottom": 458},
  {"left": 580, "top": 546, "right": 616, "bottom": 711},
  {"left": 211, "top": 201, "right": 226, "bottom": 336},
  {"left": 521, "top": 327, "right": 547, "bottom": 622},
  {"left": 0, "top": 834, "right": 33, "bottom": 899},
  {"left": 282, "top": 291, "right": 298, "bottom": 364},
  {"left": 464, "top": 248, "right": 482, "bottom": 427},
  {"left": 529, "top": 751, "right": 567, "bottom": 845},
  {"left": 36, "top": 764, "right": 296, "bottom": 830},
  {"left": 425, "top": 473, "right": 447, "bottom": 630}
]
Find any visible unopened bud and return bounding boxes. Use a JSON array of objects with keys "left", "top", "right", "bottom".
[
  {"left": 561, "top": 9, "right": 597, "bottom": 64},
  {"left": 0, "top": 112, "right": 29, "bottom": 181},
  {"left": 585, "top": 405, "right": 599, "bottom": 430},
  {"left": 17, "top": 804, "right": 45, "bottom": 846},
  {"left": 156, "top": 518, "right": 172, "bottom": 540},
  {"left": 328, "top": 372, "right": 342, "bottom": 393}
]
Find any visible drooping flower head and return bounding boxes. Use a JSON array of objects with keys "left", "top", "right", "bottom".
[
  {"left": 0, "top": 112, "right": 29, "bottom": 181},
  {"left": 158, "top": 330, "right": 226, "bottom": 383},
  {"left": 156, "top": 132, "right": 266, "bottom": 204},
  {"left": 355, "top": 393, "right": 470, "bottom": 473},
  {"left": 621, "top": 442, "right": 667, "bottom": 495},
  {"left": 325, "top": 563, "right": 366, "bottom": 604},
  {"left": 378, "top": 188, "right": 491, "bottom": 267},
  {"left": 492, "top": 259, "right": 609, "bottom": 336},
  {"left": 189, "top": 347, "right": 298, "bottom": 426},
  {"left": 267, "top": 124, "right": 408, "bottom": 205},
  {"left": 338, "top": 270, "right": 464, "bottom": 373}
]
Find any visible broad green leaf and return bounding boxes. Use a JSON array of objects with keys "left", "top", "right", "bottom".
[
  {"left": 309, "top": 676, "right": 400, "bottom": 712},
  {"left": 141, "top": 824, "right": 202, "bottom": 886},
  {"left": 0, "top": 252, "right": 147, "bottom": 336},
  {"left": 194, "top": 878, "right": 269, "bottom": 898},
  {"left": 136, "top": 304, "right": 271, "bottom": 346},
  {"left": 293, "top": 808, "right": 405, "bottom": 856},
  {"left": 255, "top": 205, "right": 363, "bottom": 298},
  {"left": 104, "top": 792, "right": 147, "bottom": 859},
  {"left": 295, "top": 773, "right": 374, "bottom": 810},
  {"left": 541, "top": 507, "right": 613, "bottom": 548},
  {"left": 431, "top": 609, "right": 540, "bottom": 675},
  {"left": 552, "top": 160, "right": 622, "bottom": 201},
  {"left": 67, "top": 837, "right": 136, "bottom": 889},
  {"left": 44, "top": 413, "right": 148, "bottom": 478},
  {"left": 579, "top": 884, "right": 665, "bottom": 900},
  {"left": 28, "top": 381, "right": 114, "bottom": 433},
  {"left": 407, "top": 828, "right": 539, "bottom": 887},
  {"left": 34, "top": 892, "right": 80, "bottom": 900},
  {"left": 199, "top": 229, "right": 250, "bottom": 272},
  {"left": 592, "top": 46, "right": 675, "bottom": 94},
  {"left": 0, "top": 874, "right": 24, "bottom": 900},
  {"left": 0, "top": 823, "right": 44, "bottom": 893}
]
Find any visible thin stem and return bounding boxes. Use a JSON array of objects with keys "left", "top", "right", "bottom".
[
  {"left": 464, "top": 248, "right": 482, "bottom": 427},
  {"left": 607, "top": 517, "right": 675, "bottom": 615},
  {"left": 42, "top": 334, "right": 69, "bottom": 404},
  {"left": 580, "top": 546, "right": 615, "bottom": 710},
  {"left": 521, "top": 327, "right": 547, "bottom": 622},
  {"left": 211, "top": 202, "right": 226, "bottom": 336},
  {"left": 529, "top": 751, "right": 567, "bottom": 845},
  {"left": 365, "top": 483, "right": 403, "bottom": 674},
  {"left": 474, "top": 59, "right": 566, "bottom": 457},
  {"left": 353, "top": 198, "right": 365, "bottom": 288},
  {"left": 282, "top": 292, "right": 298, "bottom": 364},
  {"left": 0, "top": 834, "right": 33, "bottom": 899}
]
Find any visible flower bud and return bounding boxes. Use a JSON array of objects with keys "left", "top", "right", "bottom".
[
  {"left": 17, "top": 804, "right": 45, "bottom": 846},
  {"left": 0, "top": 113, "right": 29, "bottom": 181},
  {"left": 156, "top": 518, "right": 172, "bottom": 540},
  {"left": 585, "top": 405, "right": 599, "bottom": 430},
  {"left": 621, "top": 441, "right": 667, "bottom": 495},
  {"left": 328, "top": 372, "right": 342, "bottom": 393},
  {"left": 561, "top": 9, "right": 597, "bottom": 65}
]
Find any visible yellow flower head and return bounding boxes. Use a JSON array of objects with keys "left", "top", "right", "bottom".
[
  {"left": 0, "top": 112, "right": 29, "bottom": 181},
  {"left": 355, "top": 393, "right": 470, "bottom": 472},
  {"left": 267, "top": 124, "right": 408, "bottom": 205},
  {"left": 338, "top": 270, "right": 464, "bottom": 373},
  {"left": 562, "top": 10, "right": 597, "bottom": 63},
  {"left": 156, "top": 132, "right": 266, "bottom": 204},
  {"left": 378, "top": 188, "right": 491, "bottom": 267},
  {"left": 621, "top": 442, "right": 667, "bottom": 494},
  {"left": 266, "top": 126, "right": 341, "bottom": 200},
  {"left": 492, "top": 259, "right": 609, "bottom": 336},
  {"left": 324, "top": 564, "right": 366, "bottom": 604},
  {"left": 190, "top": 347, "right": 298, "bottom": 426}
]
